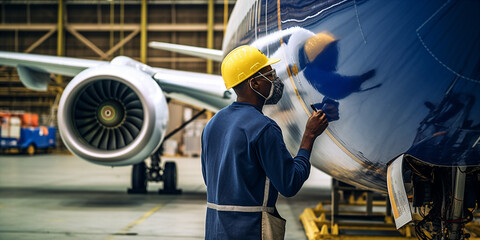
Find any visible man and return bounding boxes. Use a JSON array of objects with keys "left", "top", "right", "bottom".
[{"left": 201, "top": 45, "right": 328, "bottom": 239}]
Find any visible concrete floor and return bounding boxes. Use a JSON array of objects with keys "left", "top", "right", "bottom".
[{"left": 0, "top": 153, "right": 332, "bottom": 240}]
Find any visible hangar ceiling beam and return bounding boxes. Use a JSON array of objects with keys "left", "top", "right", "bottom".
[
  {"left": 65, "top": 25, "right": 108, "bottom": 59},
  {"left": 65, "top": 25, "right": 139, "bottom": 60},
  {"left": 103, "top": 29, "right": 140, "bottom": 60},
  {"left": 147, "top": 57, "right": 204, "bottom": 63},
  {"left": 0, "top": 24, "right": 224, "bottom": 32},
  {"left": 147, "top": 23, "right": 224, "bottom": 31},
  {"left": 0, "top": 25, "right": 56, "bottom": 31},
  {"left": 25, "top": 28, "right": 57, "bottom": 53}
]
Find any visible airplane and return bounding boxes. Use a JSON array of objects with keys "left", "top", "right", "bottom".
[{"left": 0, "top": 0, "right": 479, "bottom": 239}]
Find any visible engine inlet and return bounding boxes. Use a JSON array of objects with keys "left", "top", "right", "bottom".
[{"left": 73, "top": 80, "right": 143, "bottom": 150}]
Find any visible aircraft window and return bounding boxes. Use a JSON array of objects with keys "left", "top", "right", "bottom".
[{"left": 416, "top": 1, "right": 480, "bottom": 83}]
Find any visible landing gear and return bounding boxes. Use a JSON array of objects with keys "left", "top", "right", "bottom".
[
  {"left": 128, "top": 162, "right": 148, "bottom": 194},
  {"left": 127, "top": 149, "right": 182, "bottom": 194},
  {"left": 405, "top": 158, "right": 478, "bottom": 240},
  {"left": 152, "top": 149, "right": 181, "bottom": 194},
  {"left": 127, "top": 108, "right": 206, "bottom": 194},
  {"left": 160, "top": 161, "right": 181, "bottom": 194}
]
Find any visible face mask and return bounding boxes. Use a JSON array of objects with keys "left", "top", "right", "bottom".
[
  {"left": 249, "top": 70, "right": 284, "bottom": 105},
  {"left": 265, "top": 76, "right": 284, "bottom": 105}
]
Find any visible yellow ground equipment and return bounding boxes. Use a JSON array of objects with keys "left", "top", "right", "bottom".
[{"left": 300, "top": 180, "right": 480, "bottom": 240}]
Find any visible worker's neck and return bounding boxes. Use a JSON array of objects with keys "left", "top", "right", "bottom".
[{"left": 236, "top": 96, "right": 264, "bottom": 111}]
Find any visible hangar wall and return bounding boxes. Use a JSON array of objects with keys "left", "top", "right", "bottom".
[{"left": 0, "top": 0, "right": 234, "bottom": 153}]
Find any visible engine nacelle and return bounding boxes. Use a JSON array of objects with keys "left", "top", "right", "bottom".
[{"left": 58, "top": 64, "right": 168, "bottom": 166}]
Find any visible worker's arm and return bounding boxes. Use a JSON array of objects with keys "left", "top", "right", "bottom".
[
  {"left": 256, "top": 123, "right": 311, "bottom": 197},
  {"left": 256, "top": 110, "right": 327, "bottom": 197}
]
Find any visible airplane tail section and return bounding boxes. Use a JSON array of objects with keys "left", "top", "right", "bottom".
[{"left": 148, "top": 42, "right": 224, "bottom": 62}]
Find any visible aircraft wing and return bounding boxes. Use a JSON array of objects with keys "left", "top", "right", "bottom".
[
  {"left": 152, "top": 67, "right": 233, "bottom": 112},
  {"left": 0, "top": 51, "right": 104, "bottom": 91},
  {"left": 148, "top": 42, "right": 223, "bottom": 62},
  {"left": 0, "top": 50, "right": 233, "bottom": 166},
  {"left": 0, "top": 51, "right": 233, "bottom": 112}
]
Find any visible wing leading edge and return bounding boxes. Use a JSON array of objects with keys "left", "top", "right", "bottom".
[{"left": 0, "top": 51, "right": 105, "bottom": 91}]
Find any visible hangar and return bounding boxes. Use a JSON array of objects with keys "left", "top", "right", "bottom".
[
  {"left": 1, "top": 0, "right": 479, "bottom": 239},
  {"left": 0, "top": 1, "right": 330, "bottom": 239}
]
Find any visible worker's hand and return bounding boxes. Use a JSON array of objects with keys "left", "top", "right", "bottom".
[
  {"left": 305, "top": 110, "right": 328, "bottom": 139},
  {"left": 300, "top": 110, "right": 328, "bottom": 152}
]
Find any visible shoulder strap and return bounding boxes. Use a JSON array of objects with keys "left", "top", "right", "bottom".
[{"left": 263, "top": 177, "right": 270, "bottom": 207}]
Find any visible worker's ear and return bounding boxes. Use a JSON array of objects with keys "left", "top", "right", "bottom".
[{"left": 249, "top": 77, "right": 260, "bottom": 88}]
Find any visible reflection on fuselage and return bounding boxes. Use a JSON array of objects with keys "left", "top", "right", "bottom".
[
  {"left": 408, "top": 78, "right": 480, "bottom": 166},
  {"left": 295, "top": 31, "right": 380, "bottom": 101}
]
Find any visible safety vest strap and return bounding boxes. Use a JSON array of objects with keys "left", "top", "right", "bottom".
[
  {"left": 207, "top": 202, "right": 274, "bottom": 213},
  {"left": 207, "top": 177, "right": 274, "bottom": 213},
  {"left": 263, "top": 177, "right": 270, "bottom": 207}
]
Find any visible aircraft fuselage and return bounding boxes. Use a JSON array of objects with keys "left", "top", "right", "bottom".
[{"left": 223, "top": 0, "right": 480, "bottom": 192}]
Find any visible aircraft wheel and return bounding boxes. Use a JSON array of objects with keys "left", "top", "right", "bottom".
[
  {"left": 26, "top": 144, "right": 35, "bottom": 155},
  {"left": 130, "top": 162, "right": 147, "bottom": 193},
  {"left": 163, "top": 161, "right": 178, "bottom": 193}
]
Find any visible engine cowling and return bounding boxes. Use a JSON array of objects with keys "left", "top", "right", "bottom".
[{"left": 58, "top": 64, "right": 168, "bottom": 166}]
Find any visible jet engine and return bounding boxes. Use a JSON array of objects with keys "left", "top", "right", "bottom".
[{"left": 57, "top": 63, "right": 169, "bottom": 166}]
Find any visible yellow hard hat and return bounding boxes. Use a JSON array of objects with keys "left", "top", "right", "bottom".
[
  {"left": 304, "top": 32, "right": 336, "bottom": 62},
  {"left": 221, "top": 45, "right": 280, "bottom": 89}
]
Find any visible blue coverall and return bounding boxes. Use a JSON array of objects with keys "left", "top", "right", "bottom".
[{"left": 201, "top": 101, "right": 311, "bottom": 239}]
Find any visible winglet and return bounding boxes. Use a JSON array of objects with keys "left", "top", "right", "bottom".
[{"left": 148, "top": 42, "right": 224, "bottom": 62}]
